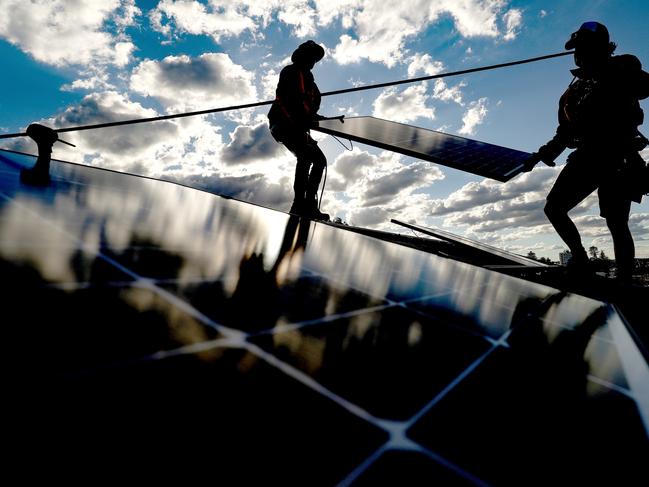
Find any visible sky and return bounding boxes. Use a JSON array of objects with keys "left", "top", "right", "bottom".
[{"left": 1, "top": 0, "right": 648, "bottom": 261}]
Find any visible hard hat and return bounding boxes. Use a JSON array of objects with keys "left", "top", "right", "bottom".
[
  {"left": 291, "top": 40, "right": 325, "bottom": 64},
  {"left": 565, "top": 21, "right": 609, "bottom": 50}
]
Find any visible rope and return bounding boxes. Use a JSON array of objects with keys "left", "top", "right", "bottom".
[{"left": 0, "top": 51, "right": 573, "bottom": 140}]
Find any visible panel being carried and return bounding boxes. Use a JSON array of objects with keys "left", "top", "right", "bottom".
[{"left": 312, "top": 116, "right": 530, "bottom": 182}]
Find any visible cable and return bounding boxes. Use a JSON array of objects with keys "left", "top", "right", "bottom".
[
  {"left": 331, "top": 134, "right": 353, "bottom": 151},
  {"left": 0, "top": 51, "right": 573, "bottom": 140},
  {"left": 318, "top": 163, "right": 327, "bottom": 213}
]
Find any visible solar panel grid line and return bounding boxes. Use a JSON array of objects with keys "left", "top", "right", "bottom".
[
  {"left": 0, "top": 186, "right": 397, "bottom": 442},
  {"left": 3, "top": 152, "right": 648, "bottom": 483},
  {"left": 338, "top": 443, "right": 491, "bottom": 487},
  {"left": 61, "top": 335, "right": 242, "bottom": 381},
  {"left": 244, "top": 340, "right": 387, "bottom": 425},
  {"left": 2, "top": 177, "right": 489, "bottom": 440},
  {"left": 0, "top": 185, "right": 521, "bottom": 487},
  {"left": 303, "top": 263, "right": 494, "bottom": 309},
  {"left": 399, "top": 300, "right": 504, "bottom": 345},
  {"left": 401, "top": 295, "right": 567, "bottom": 429},
  {"left": 404, "top": 345, "right": 500, "bottom": 428},
  {"left": 336, "top": 444, "right": 390, "bottom": 487},
  {"left": 586, "top": 374, "right": 634, "bottom": 398},
  {"left": 414, "top": 447, "right": 493, "bottom": 487},
  {"left": 246, "top": 302, "right": 397, "bottom": 338},
  {"left": 0, "top": 190, "right": 239, "bottom": 339},
  {"left": 300, "top": 265, "right": 402, "bottom": 306}
]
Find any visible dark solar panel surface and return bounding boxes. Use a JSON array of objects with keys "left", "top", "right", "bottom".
[
  {"left": 392, "top": 218, "right": 547, "bottom": 267},
  {"left": 1, "top": 149, "right": 648, "bottom": 484},
  {"left": 313, "top": 116, "right": 530, "bottom": 181}
]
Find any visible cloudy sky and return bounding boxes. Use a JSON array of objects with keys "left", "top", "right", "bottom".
[{"left": 1, "top": 0, "right": 648, "bottom": 260}]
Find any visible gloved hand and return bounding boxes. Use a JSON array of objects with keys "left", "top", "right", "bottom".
[
  {"left": 522, "top": 149, "right": 557, "bottom": 172},
  {"left": 522, "top": 152, "right": 543, "bottom": 172}
]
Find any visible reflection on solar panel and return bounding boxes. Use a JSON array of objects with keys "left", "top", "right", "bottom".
[
  {"left": 1, "top": 148, "right": 648, "bottom": 484},
  {"left": 392, "top": 218, "right": 547, "bottom": 267},
  {"left": 312, "top": 116, "right": 530, "bottom": 181}
]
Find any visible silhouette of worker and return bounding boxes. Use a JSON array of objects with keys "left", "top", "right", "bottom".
[
  {"left": 525, "top": 22, "right": 649, "bottom": 282},
  {"left": 268, "top": 40, "right": 330, "bottom": 221}
]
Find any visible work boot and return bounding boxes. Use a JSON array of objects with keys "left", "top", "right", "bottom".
[
  {"left": 565, "top": 250, "right": 592, "bottom": 277},
  {"left": 307, "top": 195, "right": 329, "bottom": 221}
]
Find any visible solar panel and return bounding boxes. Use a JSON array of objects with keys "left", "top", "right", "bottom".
[
  {"left": 392, "top": 218, "right": 548, "bottom": 267},
  {"left": 1, "top": 148, "right": 648, "bottom": 484},
  {"left": 312, "top": 116, "right": 530, "bottom": 181}
]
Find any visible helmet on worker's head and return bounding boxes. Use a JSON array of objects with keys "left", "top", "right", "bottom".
[
  {"left": 565, "top": 21, "right": 609, "bottom": 50},
  {"left": 291, "top": 40, "right": 325, "bottom": 65}
]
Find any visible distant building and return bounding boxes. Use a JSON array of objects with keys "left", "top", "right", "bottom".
[{"left": 559, "top": 250, "right": 572, "bottom": 266}]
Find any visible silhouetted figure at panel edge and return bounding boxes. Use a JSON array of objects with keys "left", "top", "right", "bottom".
[
  {"left": 268, "top": 40, "right": 330, "bottom": 221},
  {"left": 228, "top": 214, "right": 313, "bottom": 331},
  {"left": 20, "top": 123, "right": 58, "bottom": 186},
  {"left": 525, "top": 22, "right": 649, "bottom": 283}
]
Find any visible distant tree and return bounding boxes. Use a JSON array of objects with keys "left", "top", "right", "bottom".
[
  {"left": 538, "top": 257, "right": 553, "bottom": 264},
  {"left": 599, "top": 250, "right": 609, "bottom": 260},
  {"left": 588, "top": 246, "right": 599, "bottom": 260},
  {"left": 332, "top": 217, "right": 348, "bottom": 226},
  {"left": 527, "top": 251, "right": 538, "bottom": 260}
]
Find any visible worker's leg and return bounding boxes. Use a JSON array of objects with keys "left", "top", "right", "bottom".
[{"left": 544, "top": 154, "right": 598, "bottom": 265}]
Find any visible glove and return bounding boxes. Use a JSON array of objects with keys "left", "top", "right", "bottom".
[{"left": 521, "top": 152, "right": 543, "bottom": 172}]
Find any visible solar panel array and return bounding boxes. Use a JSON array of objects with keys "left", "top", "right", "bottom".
[
  {"left": 1, "top": 149, "right": 647, "bottom": 484},
  {"left": 313, "top": 116, "right": 531, "bottom": 181}
]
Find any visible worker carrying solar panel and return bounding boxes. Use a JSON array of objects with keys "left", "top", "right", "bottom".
[
  {"left": 268, "top": 40, "right": 331, "bottom": 221},
  {"left": 524, "top": 21, "right": 649, "bottom": 283}
]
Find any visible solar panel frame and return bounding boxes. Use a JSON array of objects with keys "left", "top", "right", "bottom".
[
  {"left": 391, "top": 218, "right": 548, "bottom": 267},
  {"left": 312, "top": 116, "right": 530, "bottom": 181}
]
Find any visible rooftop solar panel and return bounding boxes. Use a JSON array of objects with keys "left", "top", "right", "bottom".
[
  {"left": 392, "top": 218, "right": 548, "bottom": 267},
  {"left": 312, "top": 116, "right": 530, "bottom": 181},
  {"left": 1, "top": 148, "right": 647, "bottom": 483}
]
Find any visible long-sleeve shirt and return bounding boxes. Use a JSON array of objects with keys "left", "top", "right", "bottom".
[{"left": 268, "top": 64, "right": 321, "bottom": 136}]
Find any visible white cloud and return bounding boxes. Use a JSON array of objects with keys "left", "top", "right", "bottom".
[
  {"left": 330, "top": 0, "right": 518, "bottom": 67},
  {"left": 640, "top": 148, "right": 649, "bottom": 162},
  {"left": 458, "top": 97, "right": 488, "bottom": 135},
  {"left": 130, "top": 53, "right": 257, "bottom": 112},
  {"left": 361, "top": 162, "right": 442, "bottom": 206},
  {"left": 502, "top": 8, "right": 523, "bottom": 41},
  {"left": 331, "top": 148, "right": 376, "bottom": 186},
  {"left": 149, "top": 0, "right": 320, "bottom": 41},
  {"left": 0, "top": 0, "right": 138, "bottom": 67},
  {"left": 326, "top": 148, "right": 445, "bottom": 226},
  {"left": 220, "top": 122, "right": 285, "bottom": 164},
  {"left": 407, "top": 53, "right": 445, "bottom": 77},
  {"left": 372, "top": 83, "right": 435, "bottom": 123},
  {"left": 276, "top": 1, "right": 317, "bottom": 37},
  {"left": 406, "top": 54, "right": 465, "bottom": 105},
  {"left": 261, "top": 68, "right": 280, "bottom": 99},
  {"left": 422, "top": 166, "right": 645, "bottom": 253},
  {"left": 149, "top": 0, "right": 256, "bottom": 41},
  {"left": 61, "top": 71, "right": 114, "bottom": 92},
  {"left": 430, "top": 167, "right": 559, "bottom": 217},
  {"left": 432, "top": 79, "right": 466, "bottom": 105}
]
